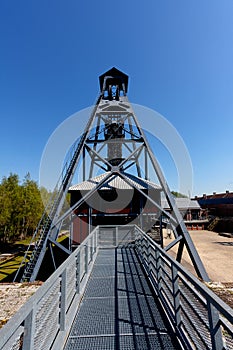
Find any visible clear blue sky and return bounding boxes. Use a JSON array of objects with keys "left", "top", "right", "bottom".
[{"left": 1, "top": 0, "right": 233, "bottom": 196}]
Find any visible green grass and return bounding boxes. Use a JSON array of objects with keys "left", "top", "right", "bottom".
[
  {"left": 0, "top": 255, "right": 29, "bottom": 281},
  {"left": 0, "top": 235, "right": 69, "bottom": 282}
]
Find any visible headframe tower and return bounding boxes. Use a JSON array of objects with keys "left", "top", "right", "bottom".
[{"left": 15, "top": 67, "right": 209, "bottom": 283}]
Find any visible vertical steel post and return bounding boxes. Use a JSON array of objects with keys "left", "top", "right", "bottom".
[
  {"left": 115, "top": 226, "right": 118, "bottom": 246},
  {"left": 85, "top": 244, "right": 88, "bottom": 273},
  {"left": 145, "top": 147, "right": 148, "bottom": 180},
  {"left": 22, "top": 309, "right": 36, "bottom": 350},
  {"left": 207, "top": 301, "right": 224, "bottom": 350},
  {"left": 148, "top": 243, "right": 152, "bottom": 275},
  {"left": 91, "top": 234, "right": 94, "bottom": 261},
  {"left": 76, "top": 251, "right": 81, "bottom": 293},
  {"left": 60, "top": 269, "right": 67, "bottom": 331},
  {"left": 94, "top": 227, "right": 97, "bottom": 253},
  {"left": 83, "top": 146, "right": 86, "bottom": 182},
  {"left": 155, "top": 250, "right": 162, "bottom": 294},
  {"left": 171, "top": 265, "right": 181, "bottom": 328}
]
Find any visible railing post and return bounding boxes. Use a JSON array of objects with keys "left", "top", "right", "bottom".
[
  {"left": 140, "top": 236, "right": 143, "bottom": 256},
  {"left": 134, "top": 226, "right": 138, "bottom": 249},
  {"left": 115, "top": 226, "right": 118, "bottom": 246},
  {"left": 85, "top": 244, "right": 88, "bottom": 273},
  {"left": 207, "top": 301, "right": 224, "bottom": 350},
  {"left": 130, "top": 226, "right": 133, "bottom": 242},
  {"left": 155, "top": 250, "right": 162, "bottom": 294},
  {"left": 97, "top": 226, "right": 100, "bottom": 247},
  {"left": 136, "top": 233, "right": 141, "bottom": 256},
  {"left": 147, "top": 239, "right": 150, "bottom": 266},
  {"left": 94, "top": 227, "right": 98, "bottom": 252},
  {"left": 172, "top": 264, "right": 181, "bottom": 329},
  {"left": 76, "top": 251, "right": 81, "bottom": 293},
  {"left": 60, "top": 269, "right": 67, "bottom": 331},
  {"left": 143, "top": 237, "right": 147, "bottom": 260},
  {"left": 90, "top": 234, "right": 94, "bottom": 261},
  {"left": 148, "top": 244, "right": 152, "bottom": 276},
  {"left": 22, "top": 308, "right": 36, "bottom": 350}
]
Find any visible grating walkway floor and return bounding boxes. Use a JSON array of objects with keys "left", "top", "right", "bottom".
[{"left": 64, "top": 247, "right": 182, "bottom": 350}]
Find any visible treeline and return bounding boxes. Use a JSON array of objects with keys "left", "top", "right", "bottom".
[
  {"left": 171, "top": 191, "right": 188, "bottom": 198},
  {"left": 0, "top": 173, "right": 51, "bottom": 243}
]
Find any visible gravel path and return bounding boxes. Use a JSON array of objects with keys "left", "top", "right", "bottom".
[{"left": 0, "top": 282, "right": 42, "bottom": 328}]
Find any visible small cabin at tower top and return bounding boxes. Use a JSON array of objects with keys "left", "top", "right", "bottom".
[{"left": 99, "top": 67, "right": 129, "bottom": 97}]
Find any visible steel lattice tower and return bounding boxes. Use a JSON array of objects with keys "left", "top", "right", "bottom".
[{"left": 15, "top": 67, "right": 209, "bottom": 282}]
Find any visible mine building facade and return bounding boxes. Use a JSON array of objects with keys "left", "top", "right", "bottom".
[
  {"left": 69, "top": 172, "right": 162, "bottom": 246},
  {"left": 195, "top": 191, "right": 233, "bottom": 217}
]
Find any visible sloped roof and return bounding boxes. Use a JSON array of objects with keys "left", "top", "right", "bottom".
[
  {"left": 161, "top": 197, "right": 200, "bottom": 210},
  {"left": 69, "top": 172, "right": 161, "bottom": 192}
]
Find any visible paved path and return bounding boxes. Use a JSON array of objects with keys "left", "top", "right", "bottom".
[{"left": 64, "top": 247, "right": 181, "bottom": 350}]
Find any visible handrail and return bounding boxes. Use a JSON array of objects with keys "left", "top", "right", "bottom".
[
  {"left": 134, "top": 226, "right": 233, "bottom": 349},
  {"left": 0, "top": 227, "right": 99, "bottom": 350}
]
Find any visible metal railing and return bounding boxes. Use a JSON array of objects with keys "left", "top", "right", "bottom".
[
  {"left": 1, "top": 225, "right": 233, "bottom": 350},
  {"left": 0, "top": 225, "right": 136, "bottom": 350},
  {"left": 134, "top": 226, "right": 233, "bottom": 350},
  {"left": 0, "top": 227, "right": 99, "bottom": 350}
]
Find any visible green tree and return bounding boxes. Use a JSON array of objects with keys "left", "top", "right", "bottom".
[
  {"left": 0, "top": 173, "right": 21, "bottom": 242},
  {"left": 40, "top": 186, "right": 52, "bottom": 208},
  {"left": 171, "top": 191, "right": 188, "bottom": 198},
  {"left": 21, "top": 173, "right": 44, "bottom": 239},
  {"left": 0, "top": 173, "right": 47, "bottom": 242},
  {"left": 0, "top": 181, "right": 11, "bottom": 242},
  {"left": 0, "top": 172, "right": 71, "bottom": 243}
]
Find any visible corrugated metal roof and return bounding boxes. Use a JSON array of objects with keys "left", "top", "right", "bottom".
[
  {"left": 161, "top": 197, "right": 200, "bottom": 210},
  {"left": 69, "top": 172, "right": 161, "bottom": 192}
]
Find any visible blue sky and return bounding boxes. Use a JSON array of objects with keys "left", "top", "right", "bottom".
[{"left": 1, "top": 0, "right": 233, "bottom": 196}]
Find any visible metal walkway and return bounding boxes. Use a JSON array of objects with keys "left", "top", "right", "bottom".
[
  {"left": 1, "top": 225, "right": 233, "bottom": 350},
  {"left": 64, "top": 247, "right": 181, "bottom": 350}
]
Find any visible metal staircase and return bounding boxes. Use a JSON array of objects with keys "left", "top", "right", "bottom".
[
  {"left": 14, "top": 99, "right": 101, "bottom": 282},
  {"left": 14, "top": 145, "right": 80, "bottom": 281},
  {"left": 208, "top": 216, "right": 220, "bottom": 231}
]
